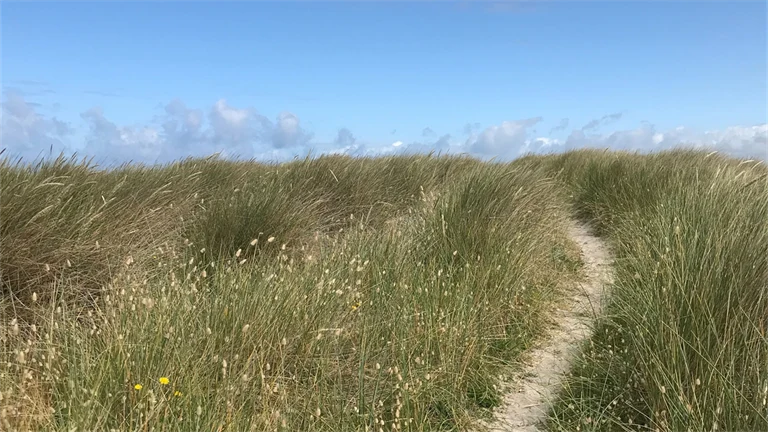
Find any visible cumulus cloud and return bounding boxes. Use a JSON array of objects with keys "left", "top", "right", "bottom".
[
  {"left": 271, "top": 112, "right": 313, "bottom": 149},
  {"left": 327, "top": 127, "right": 367, "bottom": 156},
  {"left": 206, "top": 99, "right": 273, "bottom": 156},
  {"left": 468, "top": 117, "right": 542, "bottom": 158},
  {"left": 1, "top": 92, "right": 72, "bottom": 161},
  {"left": 1, "top": 96, "right": 325, "bottom": 164},
  {"left": 79, "top": 99, "right": 315, "bottom": 164},
  {"left": 524, "top": 122, "right": 767, "bottom": 159},
  {"left": 160, "top": 99, "right": 205, "bottom": 150},
  {"left": 81, "top": 107, "right": 169, "bottom": 163},
  {"left": 334, "top": 128, "right": 356, "bottom": 148},
  {"left": 700, "top": 124, "right": 768, "bottom": 159},
  {"left": 2, "top": 94, "right": 765, "bottom": 164},
  {"left": 80, "top": 99, "right": 244, "bottom": 163}
]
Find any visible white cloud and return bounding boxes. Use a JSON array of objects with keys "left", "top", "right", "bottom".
[
  {"left": 468, "top": 117, "right": 542, "bottom": 158},
  {"left": 1, "top": 92, "right": 72, "bottom": 161},
  {"left": 272, "top": 112, "right": 313, "bottom": 149},
  {"left": 77, "top": 99, "right": 314, "bottom": 164},
  {"left": 520, "top": 122, "right": 767, "bottom": 159},
  {"left": 327, "top": 128, "right": 368, "bottom": 156},
  {"left": 80, "top": 107, "right": 166, "bottom": 163},
  {"left": 213, "top": 99, "right": 248, "bottom": 126},
  {"left": 2, "top": 93, "right": 766, "bottom": 164},
  {"left": 703, "top": 124, "right": 768, "bottom": 158}
]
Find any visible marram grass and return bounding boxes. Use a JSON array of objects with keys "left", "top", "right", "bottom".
[
  {"left": 543, "top": 149, "right": 768, "bottom": 432},
  {"left": 1, "top": 153, "right": 578, "bottom": 431},
  {"left": 2, "top": 149, "right": 765, "bottom": 432}
]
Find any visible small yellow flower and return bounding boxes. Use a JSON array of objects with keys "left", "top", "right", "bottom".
[
  {"left": 174, "top": 390, "right": 183, "bottom": 397},
  {"left": 159, "top": 377, "right": 170, "bottom": 385},
  {"left": 351, "top": 301, "right": 361, "bottom": 311},
  {"left": 134, "top": 384, "right": 143, "bottom": 390}
]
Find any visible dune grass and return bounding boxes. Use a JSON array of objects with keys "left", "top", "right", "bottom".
[
  {"left": 0, "top": 153, "right": 580, "bottom": 431},
  {"left": 3, "top": 148, "right": 765, "bottom": 432},
  {"left": 542, "top": 149, "right": 768, "bottom": 432}
]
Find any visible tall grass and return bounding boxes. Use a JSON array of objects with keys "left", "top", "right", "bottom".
[
  {"left": 545, "top": 149, "right": 768, "bottom": 431},
  {"left": 0, "top": 154, "right": 199, "bottom": 314},
  {"left": 0, "top": 154, "right": 579, "bottom": 431}
]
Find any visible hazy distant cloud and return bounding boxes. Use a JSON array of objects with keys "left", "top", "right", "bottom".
[
  {"left": 8, "top": 96, "right": 43, "bottom": 109},
  {"left": 75, "top": 98, "right": 312, "bottom": 164},
  {"left": 206, "top": 99, "right": 272, "bottom": 158},
  {"left": 582, "top": 112, "right": 623, "bottom": 131},
  {"left": 434, "top": 133, "right": 452, "bottom": 149},
  {"left": 163, "top": 99, "right": 204, "bottom": 134},
  {"left": 1, "top": 92, "right": 72, "bottom": 161},
  {"left": 325, "top": 127, "right": 366, "bottom": 156},
  {"left": 62, "top": 98, "right": 292, "bottom": 163},
  {"left": 5, "top": 80, "right": 58, "bottom": 99},
  {"left": 158, "top": 98, "right": 206, "bottom": 157},
  {"left": 463, "top": 122, "right": 482, "bottom": 135},
  {"left": 2, "top": 94, "right": 765, "bottom": 164},
  {"left": 549, "top": 118, "right": 569, "bottom": 135},
  {"left": 699, "top": 125, "right": 768, "bottom": 159},
  {"left": 272, "top": 112, "right": 313, "bottom": 149},
  {"left": 398, "top": 133, "right": 453, "bottom": 156},
  {"left": 335, "top": 128, "right": 356, "bottom": 147},
  {"left": 469, "top": 117, "right": 542, "bottom": 158},
  {"left": 526, "top": 122, "right": 768, "bottom": 160},
  {"left": 462, "top": 117, "right": 767, "bottom": 160},
  {"left": 3, "top": 85, "right": 56, "bottom": 98},
  {"left": 81, "top": 107, "right": 164, "bottom": 163},
  {"left": 83, "top": 90, "right": 122, "bottom": 98},
  {"left": 10, "top": 80, "right": 49, "bottom": 87}
]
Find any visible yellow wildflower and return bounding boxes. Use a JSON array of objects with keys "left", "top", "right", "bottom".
[
  {"left": 174, "top": 390, "right": 183, "bottom": 397},
  {"left": 159, "top": 377, "right": 170, "bottom": 385},
  {"left": 134, "top": 384, "right": 143, "bottom": 390}
]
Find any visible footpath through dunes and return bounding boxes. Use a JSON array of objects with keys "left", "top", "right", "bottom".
[{"left": 482, "top": 221, "right": 613, "bottom": 432}]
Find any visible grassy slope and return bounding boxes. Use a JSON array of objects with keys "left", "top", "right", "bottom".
[
  {"left": 0, "top": 154, "right": 579, "bottom": 431},
  {"left": 541, "top": 149, "right": 768, "bottom": 431}
]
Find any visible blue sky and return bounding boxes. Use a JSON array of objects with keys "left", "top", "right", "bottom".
[{"left": 2, "top": 1, "right": 767, "bottom": 164}]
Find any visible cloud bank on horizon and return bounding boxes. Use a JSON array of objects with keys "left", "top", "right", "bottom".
[{"left": 3, "top": 92, "right": 767, "bottom": 166}]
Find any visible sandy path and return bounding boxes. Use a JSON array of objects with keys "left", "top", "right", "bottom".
[{"left": 483, "top": 222, "right": 613, "bottom": 432}]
